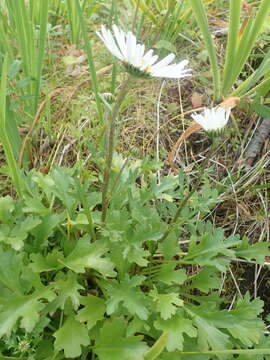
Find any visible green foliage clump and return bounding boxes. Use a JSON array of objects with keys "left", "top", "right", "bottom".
[{"left": 0, "top": 162, "right": 269, "bottom": 360}]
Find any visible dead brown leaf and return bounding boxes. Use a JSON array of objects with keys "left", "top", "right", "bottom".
[
  {"left": 191, "top": 92, "right": 203, "bottom": 108},
  {"left": 219, "top": 97, "right": 240, "bottom": 109}
]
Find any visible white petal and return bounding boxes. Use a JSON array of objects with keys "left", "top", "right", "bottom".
[
  {"left": 97, "top": 26, "right": 124, "bottom": 60},
  {"left": 151, "top": 67, "right": 191, "bottom": 78},
  {"left": 151, "top": 59, "right": 191, "bottom": 78},
  {"left": 191, "top": 107, "right": 231, "bottom": 131},
  {"left": 126, "top": 31, "right": 137, "bottom": 64},
  {"left": 112, "top": 25, "right": 128, "bottom": 59},
  {"left": 150, "top": 53, "right": 176, "bottom": 72},
  {"left": 139, "top": 44, "right": 145, "bottom": 61},
  {"left": 191, "top": 112, "right": 209, "bottom": 130},
  {"left": 216, "top": 107, "right": 231, "bottom": 128},
  {"left": 142, "top": 49, "right": 154, "bottom": 65},
  {"left": 141, "top": 49, "right": 159, "bottom": 69},
  {"left": 135, "top": 44, "right": 145, "bottom": 68},
  {"left": 143, "top": 54, "right": 159, "bottom": 68},
  {"left": 176, "top": 59, "right": 189, "bottom": 70}
]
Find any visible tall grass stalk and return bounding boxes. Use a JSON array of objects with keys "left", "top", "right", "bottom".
[
  {"left": 34, "top": 0, "right": 49, "bottom": 112},
  {"left": 109, "top": 0, "right": 119, "bottom": 26},
  {"left": 189, "top": 0, "right": 221, "bottom": 100},
  {"left": 75, "top": 0, "right": 104, "bottom": 126},
  {"left": 242, "top": 77, "right": 270, "bottom": 98},
  {"left": 0, "top": 12, "right": 13, "bottom": 58},
  {"left": 223, "top": 0, "right": 270, "bottom": 95},
  {"left": 29, "top": 0, "right": 41, "bottom": 24},
  {"left": 163, "top": 1, "right": 185, "bottom": 43},
  {"left": 0, "top": 56, "right": 24, "bottom": 196},
  {"left": 232, "top": 48, "right": 270, "bottom": 96},
  {"left": 222, "top": 0, "right": 241, "bottom": 94},
  {"left": 3, "top": 0, "right": 49, "bottom": 121},
  {"left": 66, "top": 0, "right": 81, "bottom": 44},
  {"left": 190, "top": 0, "right": 270, "bottom": 98},
  {"left": 135, "top": 0, "right": 193, "bottom": 45}
]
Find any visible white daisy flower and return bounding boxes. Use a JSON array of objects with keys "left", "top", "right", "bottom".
[
  {"left": 96, "top": 24, "right": 191, "bottom": 79},
  {"left": 191, "top": 107, "right": 231, "bottom": 132}
]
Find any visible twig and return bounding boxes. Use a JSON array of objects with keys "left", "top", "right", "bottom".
[
  {"left": 244, "top": 118, "right": 270, "bottom": 167},
  {"left": 228, "top": 293, "right": 237, "bottom": 311},
  {"left": 228, "top": 266, "right": 243, "bottom": 299},
  {"left": 228, "top": 257, "right": 270, "bottom": 267},
  {"left": 254, "top": 263, "right": 263, "bottom": 299}
]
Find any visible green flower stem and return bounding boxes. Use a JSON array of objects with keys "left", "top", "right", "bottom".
[
  {"left": 110, "top": 156, "right": 130, "bottom": 194},
  {"left": 160, "top": 140, "right": 218, "bottom": 243},
  {"left": 179, "top": 349, "right": 270, "bottom": 356},
  {"left": 159, "top": 186, "right": 197, "bottom": 243},
  {"left": 144, "top": 332, "right": 169, "bottom": 360},
  {"left": 101, "top": 75, "right": 131, "bottom": 223}
]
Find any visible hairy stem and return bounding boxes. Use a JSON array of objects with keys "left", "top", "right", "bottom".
[{"left": 101, "top": 75, "right": 131, "bottom": 222}]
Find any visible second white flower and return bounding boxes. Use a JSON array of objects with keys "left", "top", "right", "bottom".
[{"left": 191, "top": 107, "right": 231, "bottom": 132}]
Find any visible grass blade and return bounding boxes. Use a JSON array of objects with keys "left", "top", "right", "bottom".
[
  {"left": 0, "top": 56, "right": 24, "bottom": 196},
  {"left": 242, "top": 76, "right": 270, "bottom": 98},
  {"left": 222, "top": 0, "right": 242, "bottom": 95},
  {"left": 34, "top": 0, "right": 49, "bottom": 112},
  {"left": 230, "top": 0, "right": 270, "bottom": 92},
  {"left": 189, "top": 0, "right": 221, "bottom": 100},
  {"left": 0, "top": 13, "right": 14, "bottom": 58},
  {"left": 4, "top": 0, "right": 49, "bottom": 120},
  {"left": 232, "top": 48, "right": 270, "bottom": 96},
  {"left": 66, "top": 0, "right": 81, "bottom": 44},
  {"left": 75, "top": 0, "right": 104, "bottom": 125}
]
